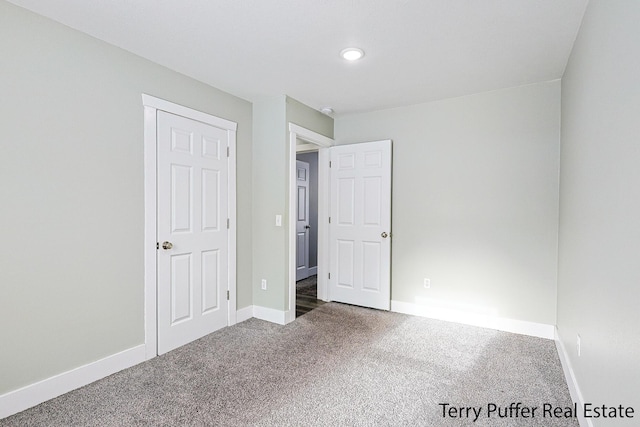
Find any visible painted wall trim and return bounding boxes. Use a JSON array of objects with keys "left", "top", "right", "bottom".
[
  {"left": 296, "top": 142, "right": 320, "bottom": 153},
  {"left": 141, "top": 94, "right": 237, "bottom": 131},
  {"left": 288, "top": 123, "right": 333, "bottom": 147},
  {"left": 143, "top": 102, "right": 158, "bottom": 360},
  {"left": 236, "top": 306, "right": 254, "bottom": 324},
  {"left": 316, "top": 148, "right": 330, "bottom": 303},
  {"left": 253, "top": 306, "right": 287, "bottom": 325},
  {"left": 227, "top": 128, "right": 238, "bottom": 327},
  {"left": 142, "top": 93, "right": 238, "bottom": 360},
  {"left": 391, "top": 300, "right": 555, "bottom": 339},
  {"left": 555, "top": 328, "right": 592, "bottom": 427},
  {"left": 0, "top": 345, "right": 145, "bottom": 420},
  {"left": 230, "top": 306, "right": 288, "bottom": 325}
]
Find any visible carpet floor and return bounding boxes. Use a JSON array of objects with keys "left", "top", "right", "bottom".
[{"left": 1, "top": 303, "right": 577, "bottom": 426}]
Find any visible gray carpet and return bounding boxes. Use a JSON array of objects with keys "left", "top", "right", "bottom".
[{"left": 1, "top": 303, "right": 577, "bottom": 426}]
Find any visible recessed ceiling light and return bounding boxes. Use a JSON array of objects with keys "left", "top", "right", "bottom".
[{"left": 340, "top": 48, "right": 364, "bottom": 61}]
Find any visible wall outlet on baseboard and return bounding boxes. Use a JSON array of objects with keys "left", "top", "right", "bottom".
[
  {"left": 576, "top": 334, "right": 581, "bottom": 357},
  {"left": 261, "top": 279, "right": 267, "bottom": 290},
  {"left": 423, "top": 278, "right": 431, "bottom": 289}
]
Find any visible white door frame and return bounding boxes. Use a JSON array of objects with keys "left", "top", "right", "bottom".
[
  {"left": 286, "top": 123, "right": 333, "bottom": 323},
  {"left": 142, "top": 94, "right": 237, "bottom": 360}
]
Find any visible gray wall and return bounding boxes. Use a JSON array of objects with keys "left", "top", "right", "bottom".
[
  {"left": 335, "top": 81, "right": 560, "bottom": 325},
  {"left": 252, "top": 96, "right": 287, "bottom": 310},
  {"left": 286, "top": 98, "right": 334, "bottom": 141},
  {"left": 0, "top": 1, "right": 252, "bottom": 395},
  {"left": 296, "top": 151, "right": 319, "bottom": 268},
  {"left": 252, "top": 96, "right": 332, "bottom": 310},
  {"left": 558, "top": 0, "right": 640, "bottom": 416}
]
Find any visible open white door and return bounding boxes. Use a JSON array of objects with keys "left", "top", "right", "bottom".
[
  {"left": 328, "top": 140, "right": 392, "bottom": 310},
  {"left": 296, "top": 160, "right": 311, "bottom": 281},
  {"left": 157, "top": 110, "right": 230, "bottom": 354}
]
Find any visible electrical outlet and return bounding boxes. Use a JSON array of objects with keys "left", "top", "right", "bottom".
[
  {"left": 424, "top": 278, "right": 431, "bottom": 289},
  {"left": 261, "top": 279, "right": 267, "bottom": 290},
  {"left": 576, "top": 334, "right": 581, "bottom": 357}
]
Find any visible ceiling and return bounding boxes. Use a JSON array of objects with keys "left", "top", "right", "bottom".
[{"left": 8, "top": 0, "right": 588, "bottom": 116}]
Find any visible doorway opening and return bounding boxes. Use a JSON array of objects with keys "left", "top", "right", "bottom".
[
  {"left": 295, "top": 151, "right": 325, "bottom": 317},
  {"left": 286, "top": 123, "right": 333, "bottom": 323},
  {"left": 287, "top": 125, "right": 392, "bottom": 321}
]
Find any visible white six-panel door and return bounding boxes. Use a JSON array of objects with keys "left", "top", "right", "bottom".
[
  {"left": 296, "top": 160, "right": 311, "bottom": 281},
  {"left": 157, "top": 110, "right": 229, "bottom": 354},
  {"left": 329, "top": 140, "right": 391, "bottom": 310}
]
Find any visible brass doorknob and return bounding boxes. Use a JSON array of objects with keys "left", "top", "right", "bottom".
[
  {"left": 381, "top": 232, "right": 389, "bottom": 238},
  {"left": 162, "top": 241, "right": 173, "bottom": 250}
]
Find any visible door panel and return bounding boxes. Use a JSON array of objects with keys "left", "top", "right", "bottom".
[
  {"left": 296, "top": 160, "right": 311, "bottom": 281},
  {"left": 362, "top": 241, "right": 381, "bottom": 291},
  {"left": 201, "top": 249, "right": 219, "bottom": 313},
  {"left": 201, "top": 169, "right": 220, "bottom": 231},
  {"left": 363, "top": 177, "right": 381, "bottom": 225},
  {"left": 337, "top": 240, "right": 355, "bottom": 288},
  {"left": 337, "top": 178, "right": 355, "bottom": 225},
  {"left": 329, "top": 140, "right": 391, "bottom": 310},
  {"left": 170, "top": 253, "right": 192, "bottom": 324},
  {"left": 171, "top": 165, "right": 192, "bottom": 233},
  {"left": 157, "top": 110, "right": 229, "bottom": 355}
]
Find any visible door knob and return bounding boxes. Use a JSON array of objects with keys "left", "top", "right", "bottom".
[
  {"left": 305, "top": 225, "right": 311, "bottom": 229},
  {"left": 381, "top": 232, "right": 389, "bottom": 238},
  {"left": 162, "top": 241, "right": 173, "bottom": 250}
]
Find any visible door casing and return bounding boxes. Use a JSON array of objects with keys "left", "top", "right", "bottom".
[{"left": 143, "top": 94, "right": 237, "bottom": 359}]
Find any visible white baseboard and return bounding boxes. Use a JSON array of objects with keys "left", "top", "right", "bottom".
[
  {"left": 240, "top": 305, "right": 292, "bottom": 325},
  {"left": 308, "top": 266, "right": 318, "bottom": 276},
  {"left": 284, "top": 309, "right": 295, "bottom": 325},
  {"left": 252, "top": 305, "right": 286, "bottom": 325},
  {"left": 236, "top": 305, "right": 254, "bottom": 323},
  {"left": 555, "top": 328, "right": 592, "bottom": 427},
  {"left": 391, "top": 300, "right": 555, "bottom": 339},
  {"left": 0, "top": 344, "right": 145, "bottom": 420}
]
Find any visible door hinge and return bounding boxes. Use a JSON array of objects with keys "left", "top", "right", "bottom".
[
  {"left": 227, "top": 146, "right": 230, "bottom": 157},
  {"left": 328, "top": 216, "right": 331, "bottom": 224},
  {"left": 328, "top": 272, "right": 331, "bottom": 280},
  {"left": 156, "top": 242, "right": 159, "bottom": 250},
  {"left": 227, "top": 218, "right": 230, "bottom": 229},
  {"left": 329, "top": 161, "right": 332, "bottom": 168},
  {"left": 226, "top": 290, "right": 230, "bottom": 300}
]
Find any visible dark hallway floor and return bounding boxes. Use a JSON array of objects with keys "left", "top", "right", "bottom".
[{"left": 295, "top": 275, "right": 325, "bottom": 317}]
